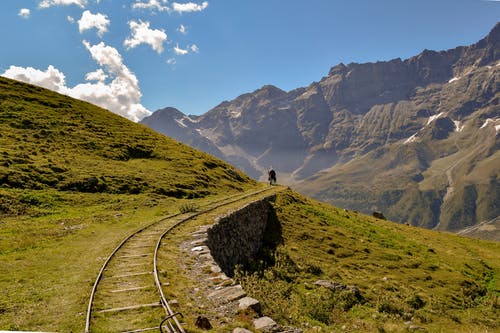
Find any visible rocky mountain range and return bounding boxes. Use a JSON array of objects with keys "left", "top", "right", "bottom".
[{"left": 141, "top": 23, "right": 499, "bottom": 233}]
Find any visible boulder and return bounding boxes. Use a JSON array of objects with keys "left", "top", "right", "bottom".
[
  {"left": 233, "top": 328, "right": 253, "bottom": 333},
  {"left": 253, "top": 316, "right": 277, "bottom": 330},
  {"left": 239, "top": 296, "right": 262, "bottom": 315},
  {"left": 372, "top": 211, "right": 386, "bottom": 220},
  {"left": 208, "top": 284, "right": 246, "bottom": 303},
  {"left": 195, "top": 316, "right": 212, "bottom": 330}
]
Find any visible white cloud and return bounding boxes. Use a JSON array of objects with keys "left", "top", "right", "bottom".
[
  {"left": 78, "top": 41, "right": 151, "bottom": 121},
  {"left": 85, "top": 68, "right": 107, "bottom": 82},
  {"left": 132, "top": 0, "right": 209, "bottom": 13},
  {"left": 67, "top": 15, "right": 75, "bottom": 23},
  {"left": 2, "top": 65, "right": 68, "bottom": 92},
  {"left": 173, "top": 44, "right": 199, "bottom": 55},
  {"left": 177, "top": 24, "right": 188, "bottom": 34},
  {"left": 78, "top": 10, "right": 110, "bottom": 37},
  {"left": 39, "top": 0, "right": 88, "bottom": 8},
  {"left": 172, "top": 1, "right": 208, "bottom": 13},
  {"left": 132, "top": 0, "right": 169, "bottom": 12},
  {"left": 174, "top": 44, "right": 189, "bottom": 55},
  {"left": 18, "top": 8, "right": 31, "bottom": 19},
  {"left": 2, "top": 41, "right": 151, "bottom": 122},
  {"left": 167, "top": 58, "right": 176, "bottom": 65},
  {"left": 82, "top": 40, "right": 123, "bottom": 72},
  {"left": 124, "top": 20, "right": 167, "bottom": 54},
  {"left": 189, "top": 44, "right": 199, "bottom": 53}
]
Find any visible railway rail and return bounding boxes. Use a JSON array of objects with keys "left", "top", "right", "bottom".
[{"left": 85, "top": 186, "right": 278, "bottom": 333}]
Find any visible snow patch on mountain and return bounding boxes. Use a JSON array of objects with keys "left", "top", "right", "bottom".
[
  {"left": 175, "top": 118, "right": 188, "bottom": 128},
  {"left": 404, "top": 133, "right": 419, "bottom": 144},
  {"left": 184, "top": 115, "right": 200, "bottom": 123},
  {"left": 427, "top": 112, "right": 445, "bottom": 125},
  {"left": 453, "top": 120, "right": 464, "bottom": 132},
  {"left": 230, "top": 110, "right": 242, "bottom": 118},
  {"left": 480, "top": 118, "right": 498, "bottom": 129}
]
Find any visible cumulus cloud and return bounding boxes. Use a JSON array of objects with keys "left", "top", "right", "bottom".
[
  {"left": 3, "top": 65, "right": 68, "bottom": 92},
  {"left": 85, "top": 68, "right": 107, "bottom": 82},
  {"left": 67, "top": 15, "right": 75, "bottom": 23},
  {"left": 76, "top": 41, "right": 151, "bottom": 121},
  {"left": 39, "top": 0, "right": 88, "bottom": 8},
  {"left": 78, "top": 10, "right": 110, "bottom": 37},
  {"left": 124, "top": 20, "right": 167, "bottom": 54},
  {"left": 172, "top": 1, "right": 208, "bottom": 13},
  {"left": 132, "top": 0, "right": 169, "bottom": 12},
  {"left": 2, "top": 41, "right": 151, "bottom": 122},
  {"left": 83, "top": 41, "right": 123, "bottom": 72},
  {"left": 18, "top": 8, "right": 31, "bottom": 19},
  {"left": 167, "top": 58, "right": 176, "bottom": 65}
]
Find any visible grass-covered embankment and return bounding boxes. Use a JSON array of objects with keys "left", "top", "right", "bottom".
[{"left": 237, "top": 190, "right": 499, "bottom": 332}]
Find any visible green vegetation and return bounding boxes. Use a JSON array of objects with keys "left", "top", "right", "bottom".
[
  {"left": 0, "top": 77, "right": 498, "bottom": 333},
  {"left": 236, "top": 190, "right": 500, "bottom": 332},
  {"left": 179, "top": 202, "right": 199, "bottom": 213},
  {"left": 0, "top": 77, "right": 258, "bottom": 331},
  {"left": 0, "top": 77, "right": 254, "bottom": 199}
]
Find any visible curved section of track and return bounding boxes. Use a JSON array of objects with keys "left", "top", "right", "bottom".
[{"left": 85, "top": 187, "right": 278, "bottom": 333}]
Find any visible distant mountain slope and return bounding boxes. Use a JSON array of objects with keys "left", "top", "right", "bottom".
[
  {"left": 0, "top": 77, "right": 254, "bottom": 202},
  {"left": 141, "top": 23, "right": 499, "bottom": 233}
]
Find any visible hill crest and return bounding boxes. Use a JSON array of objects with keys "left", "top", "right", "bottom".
[{"left": 0, "top": 76, "right": 255, "bottom": 203}]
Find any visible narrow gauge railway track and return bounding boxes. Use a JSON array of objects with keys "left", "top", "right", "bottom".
[{"left": 85, "top": 187, "right": 277, "bottom": 333}]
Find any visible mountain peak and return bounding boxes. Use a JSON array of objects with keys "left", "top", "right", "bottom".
[
  {"left": 486, "top": 21, "right": 500, "bottom": 42},
  {"left": 328, "top": 63, "right": 347, "bottom": 76},
  {"left": 254, "top": 84, "right": 286, "bottom": 98},
  {"left": 154, "top": 107, "right": 185, "bottom": 117}
]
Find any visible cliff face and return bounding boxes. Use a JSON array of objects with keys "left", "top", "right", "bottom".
[{"left": 141, "top": 23, "right": 500, "bottom": 232}]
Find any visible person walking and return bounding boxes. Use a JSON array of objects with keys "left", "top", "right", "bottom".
[{"left": 268, "top": 167, "right": 277, "bottom": 185}]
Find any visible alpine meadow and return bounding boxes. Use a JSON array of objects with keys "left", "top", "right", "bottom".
[{"left": 0, "top": 77, "right": 499, "bottom": 332}]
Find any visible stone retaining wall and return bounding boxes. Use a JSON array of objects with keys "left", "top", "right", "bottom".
[
  {"left": 185, "top": 193, "right": 300, "bottom": 332},
  {"left": 206, "top": 195, "right": 276, "bottom": 276}
]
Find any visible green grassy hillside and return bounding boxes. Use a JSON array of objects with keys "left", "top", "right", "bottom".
[
  {"left": 0, "top": 77, "right": 498, "bottom": 333},
  {"left": 237, "top": 190, "right": 499, "bottom": 332},
  {"left": 0, "top": 77, "right": 259, "bottom": 331},
  {"left": 0, "top": 77, "right": 254, "bottom": 200}
]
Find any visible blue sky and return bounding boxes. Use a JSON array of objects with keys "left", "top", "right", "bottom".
[{"left": 0, "top": 0, "right": 498, "bottom": 121}]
